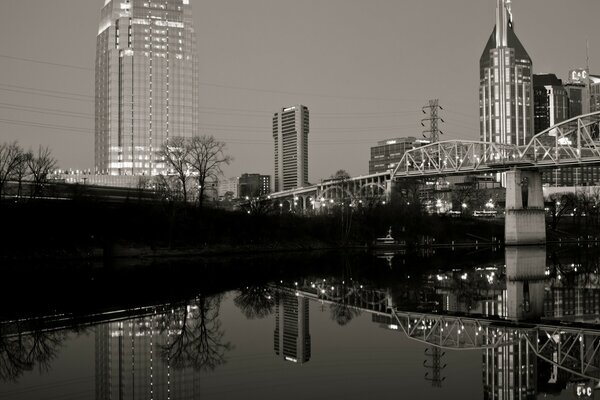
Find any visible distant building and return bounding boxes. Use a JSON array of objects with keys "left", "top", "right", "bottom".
[
  {"left": 274, "top": 292, "right": 311, "bottom": 364},
  {"left": 533, "top": 74, "right": 569, "bottom": 134},
  {"left": 479, "top": 0, "right": 533, "bottom": 147},
  {"left": 238, "top": 173, "right": 271, "bottom": 198},
  {"left": 218, "top": 177, "right": 239, "bottom": 200},
  {"left": 273, "top": 105, "right": 309, "bottom": 192},
  {"left": 564, "top": 68, "right": 591, "bottom": 117},
  {"left": 369, "top": 137, "right": 425, "bottom": 174},
  {"left": 95, "top": 0, "right": 199, "bottom": 176},
  {"left": 543, "top": 70, "right": 600, "bottom": 186}
]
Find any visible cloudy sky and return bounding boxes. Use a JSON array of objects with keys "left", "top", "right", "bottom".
[{"left": 0, "top": 0, "right": 599, "bottom": 182}]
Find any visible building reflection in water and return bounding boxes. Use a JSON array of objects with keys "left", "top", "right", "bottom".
[
  {"left": 95, "top": 296, "right": 229, "bottom": 400},
  {"left": 95, "top": 316, "right": 199, "bottom": 400},
  {"left": 274, "top": 292, "right": 311, "bottom": 364}
]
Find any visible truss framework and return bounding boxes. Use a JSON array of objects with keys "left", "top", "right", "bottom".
[{"left": 392, "top": 111, "right": 600, "bottom": 178}]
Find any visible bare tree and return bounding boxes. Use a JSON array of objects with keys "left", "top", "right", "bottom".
[
  {"left": 13, "top": 151, "right": 31, "bottom": 199},
  {"left": 158, "top": 136, "right": 191, "bottom": 202},
  {"left": 0, "top": 142, "right": 23, "bottom": 199},
  {"left": 26, "top": 146, "right": 56, "bottom": 199},
  {"left": 188, "top": 135, "right": 232, "bottom": 209},
  {"left": 548, "top": 192, "right": 577, "bottom": 231},
  {"left": 160, "top": 295, "right": 232, "bottom": 372},
  {"left": 233, "top": 287, "right": 275, "bottom": 319}
]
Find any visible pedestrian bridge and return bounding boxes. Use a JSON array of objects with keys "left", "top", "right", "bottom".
[{"left": 256, "top": 112, "right": 600, "bottom": 245}]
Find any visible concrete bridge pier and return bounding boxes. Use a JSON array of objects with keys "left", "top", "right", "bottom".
[
  {"left": 505, "top": 169, "right": 546, "bottom": 246},
  {"left": 505, "top": 246, "right": 546, "bottom": 321}
]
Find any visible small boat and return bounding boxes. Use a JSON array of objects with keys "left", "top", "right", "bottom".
[{"left": 373, "top": 227, "right": 406, "bottom": 249}]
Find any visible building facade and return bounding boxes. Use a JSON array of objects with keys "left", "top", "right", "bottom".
[
  {"left": 542, "top": 70, "right": 600, "bottom": 186},
  {"left": 217, "top": 176, "right": 239, "bottom": 200},
  {"left": 238, "top": 173, "right": 271, "bottom": 198},
  {"left": 95, "top": 0, "right": 199, "bottom": 176},
  {"left": 273, "top": 292, "right": 311, "bottom": 364},
  {"left": 369, "top": 137, "right": 423, "bottom": 174},
  {"left": 479, "top": 0, "right": 533, "bottom": 147},
  {"left": 533, "top": 74, "right": 569, "bottom": 135},
  {"left": 273, "top": 105, "right": 309, "bottom": 192}
]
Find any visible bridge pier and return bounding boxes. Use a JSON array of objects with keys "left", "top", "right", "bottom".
[
  {"left": 505, "top": 246, "right": 546, "bottom": 321},
  {"left": 505, "top": 170, "right": 546, "bottom": 246}
]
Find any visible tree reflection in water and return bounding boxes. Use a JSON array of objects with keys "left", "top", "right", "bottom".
[
  {"left": 0, "top": 329, "right": 65, "bottom": 382},
  {"left": 234, "top": 286, "right": 275, "bottom": 320},
  {"left": 159, "top": 294, "right": 232, "bottom": 372}
]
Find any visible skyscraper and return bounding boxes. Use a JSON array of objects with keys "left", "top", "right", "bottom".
[
  {"left": 95, "top": 0, "right": 199, "bottom": 176},
  {"left": 273, "top": 105, "right": 309, "bottom": 192},
  {"left": 480, "top": 0, "right": 533, "bottom": 147},
  {"left": 273, "top": 292, "right": 311, "bottom": 364},
  {"left": 533, "top": 74, "right": 569, "bottom": 134}
]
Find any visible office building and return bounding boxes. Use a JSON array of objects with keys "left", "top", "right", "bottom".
[
  {"left": 95, "top": 0, "right": 199, "bottom": 176},
  {"left": 96, "top": 316, "right": 199, "bottom": 399},
  {"left": 533, "top": 74, "right": 569, "bottom": 134},
  {"left": 480, "top": 0, "right": 533, "bottom": 147},
  {"left": 273, "top": 105, "right": 309, "bottom": 192},
  {"left": 369, "top": 137, "right": 424, "bottom": 174},
  {"left": 238, "top": 173, "right": 271, "bottom": 198},
  {"left": 273, "top": 292, "right": 311, "bottom": 364},
  {"left": 543, "top": 70, "right": 600, "bottom": 186},
  {"left": 217, "top": 176, "right": 239, "bottom": 200}
]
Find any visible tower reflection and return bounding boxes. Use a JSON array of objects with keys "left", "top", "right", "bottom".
[{"left": 273, "top": 292, "right": 311, "bottom": 364}]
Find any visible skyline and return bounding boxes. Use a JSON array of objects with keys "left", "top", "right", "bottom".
[{"left": 0, "top": 0, "right": 599, "bottom": 183}]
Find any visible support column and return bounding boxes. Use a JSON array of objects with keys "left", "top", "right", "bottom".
[
  {"left": 505, "top": 170, "right": 546, "bottom": 245},
  {"left": 385, "top": 178, "right": 394, "bottom": 203},
  {"left": 505, "top": 246, "right": 546, "bottom": 321}
]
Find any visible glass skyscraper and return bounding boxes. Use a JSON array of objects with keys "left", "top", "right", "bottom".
[
  {"left": 479, "top": 0, "right": 533, "bottom": 147},
  {"left": 273, "top": 105, "right": 309, "bottom": 192},
  {"left": 95, "top": 0, "right": 199, "bottom": 176}
]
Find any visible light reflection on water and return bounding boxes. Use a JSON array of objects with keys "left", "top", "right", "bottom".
[{"left": 1, "top": 246, "right": 600, "bottom": 399}]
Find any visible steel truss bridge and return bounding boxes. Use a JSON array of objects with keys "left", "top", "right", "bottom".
[
  {"left": 274, "top": 278, "right": 600, "bottom": 383},
  {"left": 263, "top": 112, "right": 600, "bottom": 207}
]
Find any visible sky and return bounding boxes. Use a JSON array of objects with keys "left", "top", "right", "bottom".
[{"left": 0, "top": 0, "right": 599, "bottom": 183}]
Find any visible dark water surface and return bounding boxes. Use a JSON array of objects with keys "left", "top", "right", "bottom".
[{"left": 1, "top": 246, "right": 600, "bottom": 399}]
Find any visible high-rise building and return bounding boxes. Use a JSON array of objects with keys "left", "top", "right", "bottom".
[
  {"left": 273, "top": 292, "right": 311, "bottom": 364},
  {"left": 480, "top": 0, "right": 533, "bottom": 147},
  {"left": 533, "top": 74, "right": 569, "bottom": 134},
  {"left": 565, "top": 69, "right": 591, "bottom": 117},
  {"left": 96, "top": 316, "right": 200, "bottom": 400},
  {"left": 543, "top": 70, "right": 600, "bottom": 186},
  {"left": 238, "top": 173, "right": 271, "bottom": 198},
  {"left": 273, "top": 105, "right": 309, "bottom": 192},
  {"left": 95, "top": 0, "right": 199, "bottom": 176},
  {"left": 369, "top": 137, "right": 423, "bottom": 174}
]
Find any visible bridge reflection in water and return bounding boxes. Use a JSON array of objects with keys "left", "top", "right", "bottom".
[{"left": 272, "top": 246, "right": 600, "bottom": 398}]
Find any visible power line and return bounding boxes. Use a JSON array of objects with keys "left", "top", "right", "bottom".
[{"left": 0, "top": 53, "right": 93, "bottom": 72}]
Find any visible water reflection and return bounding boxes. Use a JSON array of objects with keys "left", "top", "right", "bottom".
[
  {"left": 3, "top": 247, "right": 600, "bottom": 399},
  {"left": 95, "top": 295, "right": 230, "bottom": 400}
]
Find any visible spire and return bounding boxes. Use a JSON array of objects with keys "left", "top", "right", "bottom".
[{"left": 495, "top": 0, "right": 512, "bottom": 47}]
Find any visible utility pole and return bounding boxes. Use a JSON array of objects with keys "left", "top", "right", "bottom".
[{"left": 421, "top": 99, "right": 444, "bottom": 143}]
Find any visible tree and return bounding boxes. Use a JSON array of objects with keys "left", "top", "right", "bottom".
[
  {"left": 233, "top": 286, "right": 275, "bottom": 319},
  {"left": 330, "top": 169, "right": 350, "bottom": 181},
  {"left": 0, "top": 142, "right": 23, "bottom": 199},
  {"left": 548, "top": 192, "right": 577, "bottom": 231},
  {"left": 160, "top": 295, "right": 232, "bottom": 371},
  {"left": 187, "top": 135, "right": 232, "bottom": 209},
  {"left": 158, "top": 136, "right": 191, "bottom": 202},
  {"left": 26, "top": 146, "right": 56, "bottom": 199}
]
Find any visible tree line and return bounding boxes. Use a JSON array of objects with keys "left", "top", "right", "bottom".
[{"left": 0, "top": 142, "right": 56, "bottom": 200}]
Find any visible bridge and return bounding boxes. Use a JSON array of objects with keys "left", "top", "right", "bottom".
[
  {"left": 273, "top": 270, "right": 600, "bottom": 384},
  {"left": 258, "top": 111, "right": 600, "bottom": 245}
]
